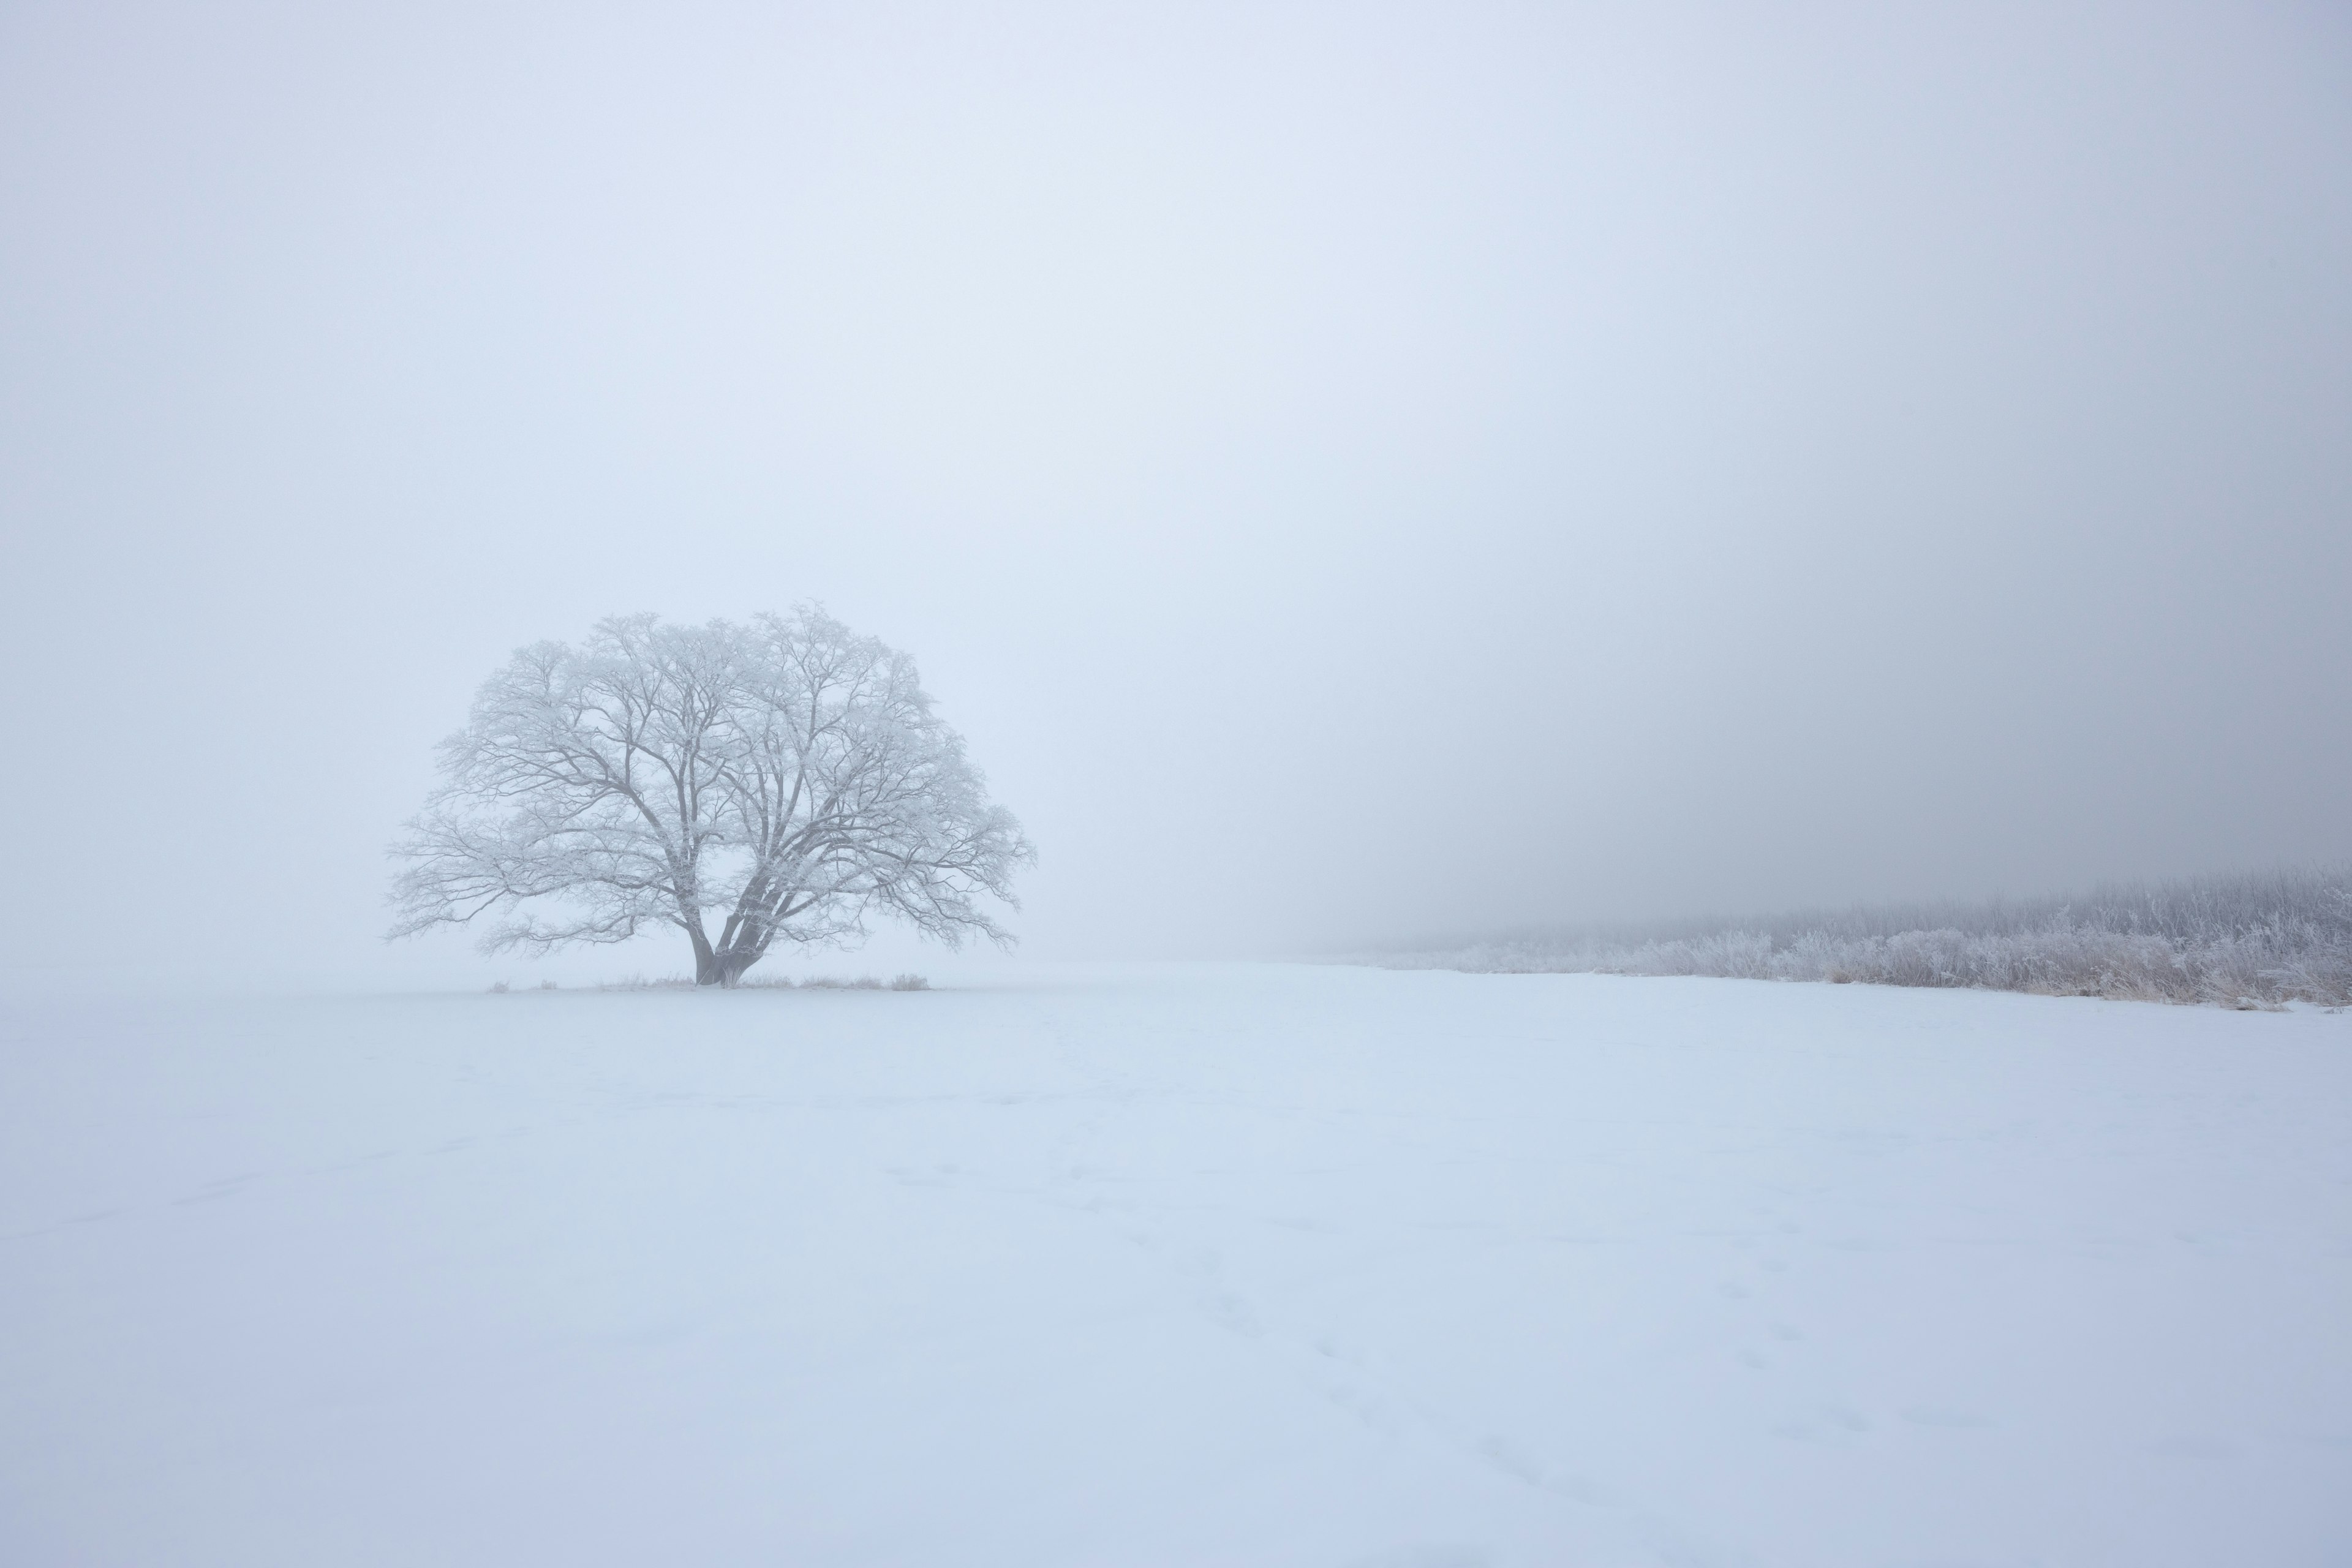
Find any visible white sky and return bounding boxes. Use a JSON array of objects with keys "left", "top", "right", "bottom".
[{"left": 4, "top": 1, "right": 2349, "bottom": 984}]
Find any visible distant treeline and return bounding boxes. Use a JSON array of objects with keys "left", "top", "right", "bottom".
[{"left": 1382, "top": 866, "right": 2352, "bottom": 1008}]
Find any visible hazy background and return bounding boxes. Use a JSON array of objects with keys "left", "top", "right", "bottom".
[{"left": 4, "top": 0, "right": 2348, "bottom": 987}]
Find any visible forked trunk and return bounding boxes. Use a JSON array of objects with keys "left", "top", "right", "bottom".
[
  {"left": 687, "top": 921, "right": 729, "bottom": 987},
  {"left": 701, "top": 902, "right": 774, "bottom": 987},
  {"left": 693, "top": 940, "right": 763, "bottom": 988}
]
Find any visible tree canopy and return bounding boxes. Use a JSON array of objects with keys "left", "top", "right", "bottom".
[{"left": 390, "top": 609, "right": 1033, "bottom": 986}]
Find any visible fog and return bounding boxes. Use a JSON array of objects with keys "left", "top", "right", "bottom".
[{"left": 4, "top": 1, "right": 2348, "bottom": 987}]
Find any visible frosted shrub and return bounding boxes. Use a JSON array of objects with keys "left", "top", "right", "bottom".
[{"left": 1384, "top": 866, "right": 2352, "bottom": 1008}]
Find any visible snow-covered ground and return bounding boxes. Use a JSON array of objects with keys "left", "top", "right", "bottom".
[{"left": 3, "top": 965, "right": 2347, "bottom": 1567}]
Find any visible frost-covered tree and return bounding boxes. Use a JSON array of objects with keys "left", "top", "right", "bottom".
[{"left": 390, "top": 609, "right": 1034, "bottom": 986}]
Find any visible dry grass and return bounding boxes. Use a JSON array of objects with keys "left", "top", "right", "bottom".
[{"left": 582, "top": 972, "right": 930, "bottom": 993}]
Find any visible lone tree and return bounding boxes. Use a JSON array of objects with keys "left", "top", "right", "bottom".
[{"left": 390, "top": 608, "right": 1034, "bottom": 986}]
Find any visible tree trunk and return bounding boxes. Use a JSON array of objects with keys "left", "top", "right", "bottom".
[
  {"left": 693, "top": 937, "right": 763, "bottom": 987},
  {"left": 709, "top": 945, "right": 762, "bottom": 988},
  {"left": 688, "top": 921, "right": 725, "bottom": 987},
  {"left": 690, "top": 903, "right": 770, "bottom": 988}
]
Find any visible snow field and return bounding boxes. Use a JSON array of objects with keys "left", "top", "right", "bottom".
[{"left": 2, "top": 965, "right": 2347, "bottom": 1566}]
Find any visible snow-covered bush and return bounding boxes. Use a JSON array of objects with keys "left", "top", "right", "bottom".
[{"left": 1382, "top": 867, "right": 2352, "bottom": 1007}]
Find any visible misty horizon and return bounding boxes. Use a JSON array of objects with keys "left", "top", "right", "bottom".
[{"left": 6, "top": 1, "right": 2349, "bottom": 986}]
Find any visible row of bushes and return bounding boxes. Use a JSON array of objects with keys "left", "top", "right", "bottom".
[{"left": 1383, "top": 867, "right": 2352, "bottom": 1008}]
